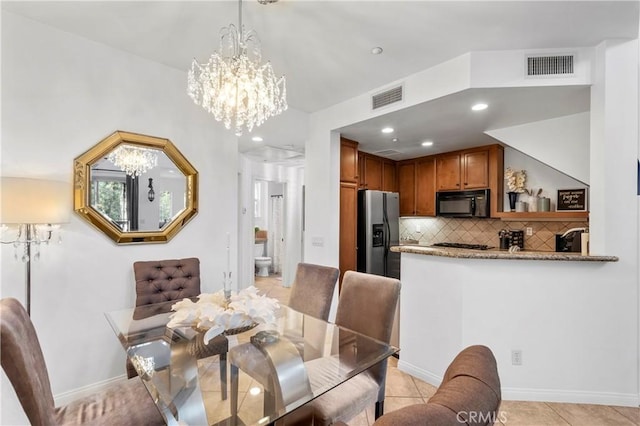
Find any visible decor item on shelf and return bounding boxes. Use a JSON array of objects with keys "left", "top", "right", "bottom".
[
  {"left": 167, "top": 286, "right": 279, "bottom": 344},
  {"left": 538, "top": 197, "right": 551, "bottom": 212},
  {"left": 507, "top": 191, "right": 519, "bottom": 212},
  {"left": 515, "top": 201, "right": 527, "bottom": 212},
  {"left": 147, "top": 178, "right": 155, "bottom": 202},
  {"left": 187, "top": 0, "right": 287, "bottom": 136},
  {"left": 505, "top": 167, "right": 526, "bottom": 212},
  {"left": 0, "top": 177, "right": 69, "bottom": 315},
  {"left": 525, "top": 188, "right": 542, "bottom": 212},
  {"left": 107, "top": 144, "right": 158, "bottom": 177}
]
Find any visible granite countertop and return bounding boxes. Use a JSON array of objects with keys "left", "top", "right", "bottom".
[{"left": 391, "top": 245, "right": 618, "bottom": 262}]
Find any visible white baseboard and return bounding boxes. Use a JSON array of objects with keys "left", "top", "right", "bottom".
[
  {"left": 53, "top": 374, "right": 128, "bottom": 407},
  {"left": 398, "top": 359, "right": 640, "bottom": 408}
]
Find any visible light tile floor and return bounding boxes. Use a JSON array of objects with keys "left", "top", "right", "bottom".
[{"left": 254, "top": 275, "right": 640, "bottom": 426}]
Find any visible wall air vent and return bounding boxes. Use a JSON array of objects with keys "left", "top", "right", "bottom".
[
  {"left": 526, "top": 54, "right": 575, "bottom": 77},
  {"left": 372, "top": 85, "right": 403, "bottom": 110}
]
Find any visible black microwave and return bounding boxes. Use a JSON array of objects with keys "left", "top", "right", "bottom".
[{"left": 436, "top": 189, "right": 490, "bottom": 218}]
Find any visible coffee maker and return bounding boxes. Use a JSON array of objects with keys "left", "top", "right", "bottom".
[{"left": 555, "top": 227, "right": 586, "bottom": 252}]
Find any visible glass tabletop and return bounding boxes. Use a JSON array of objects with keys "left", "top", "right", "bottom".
[{"left": 105, "top": 301, "right": 398, "bottom": 426}]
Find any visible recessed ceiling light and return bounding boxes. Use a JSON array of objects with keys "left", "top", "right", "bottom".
[
  {"left": 249, "top": 387, "right": 261, "bottom": 396},
  {"left": 471, "top": 103, "right": 488, "bottom": 111},
  {"left": 421, "top": 141, "right": 434, "bottom": 147},
  {"left": 252, "top": 136, "right": 263, "bottom": 142},
  {"left": 371, "top": 47, "right": 383, "bottom": 55},
  {"left": 392, "top": 138, "right": 398, "bottom": 142},
  {"left": 381, "top": 127, "right": 394, "bottom": 134}
]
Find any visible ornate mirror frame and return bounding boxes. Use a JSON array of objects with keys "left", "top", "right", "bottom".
[{"left": 74, "top": 130, "right": 198, "bottom": 244}]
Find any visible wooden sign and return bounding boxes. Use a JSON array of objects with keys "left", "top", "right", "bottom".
[{"left": 557, "top": 188, "right": 587, "bottom": 211}]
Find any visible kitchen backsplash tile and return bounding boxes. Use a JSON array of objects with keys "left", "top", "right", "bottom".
[{"left": 399, "top": 217, "right": 587, "bottom": 251}]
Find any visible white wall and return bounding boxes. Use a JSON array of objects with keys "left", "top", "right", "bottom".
[
  {"left": 1, "top": 12, "right": 239, "bottom": 424},
  {"left": 502, "top": 146, "right": 587, "bottom": 212},
  {"left": 487, "top": 112, "right": 590, "bottom": 185}
]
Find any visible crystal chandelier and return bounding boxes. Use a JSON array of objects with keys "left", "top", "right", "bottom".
[
  {"left": 187, "top": 0, "right": 287, "bottom": 136},
  {"left": 107, "top": 144, "right": 158, "bottom": 178}
]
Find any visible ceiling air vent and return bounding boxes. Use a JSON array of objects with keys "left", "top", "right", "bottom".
[
  {"left": 372, "top": 85, "right": 403, "bottom": 110},
  {"left": 374, "top": 149, "right": 402, "bottom": 157},
  {"left": 526, "top": 54, "right": 575, "bottom": 77}
]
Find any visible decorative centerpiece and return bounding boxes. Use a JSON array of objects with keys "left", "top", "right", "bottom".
[
  {"left": 504, "top": 167, "right": 527, "bottom": 211},
  {"left": 167, "top": 286, "right": 280, "bottom": 344}
]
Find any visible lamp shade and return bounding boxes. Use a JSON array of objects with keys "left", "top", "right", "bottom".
[{"left": 1, "top": 177, "right": 70, "bottom": 224}]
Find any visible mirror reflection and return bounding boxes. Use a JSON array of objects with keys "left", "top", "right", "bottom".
[
  {"left": 74, "top": 130, "right": 198, "bottom": 244},
  {"left": 89, "top": 149, "right": 186, "bottom": 232}
]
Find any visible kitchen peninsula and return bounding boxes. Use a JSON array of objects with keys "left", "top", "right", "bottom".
[{"left": 392, "top": 244, "right": 623, "bottom": 405}]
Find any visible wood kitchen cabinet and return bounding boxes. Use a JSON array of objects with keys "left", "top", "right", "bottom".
[
  {"left": 415, "top": 157, "right": 436, "bottom": 216},
  {"left": 398, "top": 161, "right": 416, "bottom": 216},
  {"left": 360, "top": 153, "right": 383, "bottom": 190},
  {"left": 398, "top": 157, "right": 436, "bottom": 216},
  {"left": 358, "top": 152, "right": 396, "bottom": 191},
  {"left": 339, "top": 182, "right": 358, "bottom": 287},
  {"left": 340, "top": 138, "right": 359, "bottom": 183},
  {"left": 382, "top": 160, "right": 397, "bottom": 192},
  {"left": 435, "top": 147, "right": 489, "bottom": 191}
]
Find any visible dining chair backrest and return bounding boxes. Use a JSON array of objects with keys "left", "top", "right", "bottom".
[
  {"left": 336, "top": 271, "right": 400, "bottom": 405},
  {"left": 1, "top": 298, "right": 166, "bottom": 425},
  {"left": 372, "top": 345, "right": 501, "bottom": 426},
  {"left": 288, "top": 262, "right": 339, "bottom": 321},
  {"left": 336, "top": 270, "right": 401, "bottom": 345},
  {"left": 133, "top": 257, "right": 201, "bottom": 306},
  {"left": 0, "top": 298, "right": 56, "bottom": 425}
]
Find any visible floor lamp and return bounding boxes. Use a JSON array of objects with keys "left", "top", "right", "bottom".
[{"left": 1, "top": 177, "right": 69, "bottom": 315}]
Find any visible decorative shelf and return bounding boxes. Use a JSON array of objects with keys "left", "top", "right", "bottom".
[{"left": 495, "top": 211, "right": 589, "bottom": 221}]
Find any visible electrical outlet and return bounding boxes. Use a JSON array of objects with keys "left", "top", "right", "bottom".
[
  {"left": 526, "top": 227, "right": 533, "bottom": 236},
  {"left": 511, "top": 350, "right": 523, "bottom": 366},
  {"left": 416, "top": 223, "right": 421, "bottom": 232}
]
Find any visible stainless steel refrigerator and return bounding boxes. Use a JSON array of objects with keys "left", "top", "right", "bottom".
[
  {"left": 357, "top": 190, "right": 401, "bottom": 348},
  {"left": 357, "top": 190, "right": 400, "bottom": 279}
]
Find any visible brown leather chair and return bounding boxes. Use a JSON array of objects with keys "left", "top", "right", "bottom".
[
  {"left": 129, "top": 257, "right": 229, "bottom": 400},
  {"left": 305, "top": 270, "right": 401, "bottom": 425},
  {"left": 0, "top": 298, "right": 165, "bottom": 426},
  {"left": 371, "top": 345, "right": 501, "bottom": 426}
]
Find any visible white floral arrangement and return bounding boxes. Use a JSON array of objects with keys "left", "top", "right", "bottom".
[
  {"left": 167, "top": 286, "right": 280, "bottom": 344},
  {"left": 504, "top": 167, "right": 527, "bottom": 193}
]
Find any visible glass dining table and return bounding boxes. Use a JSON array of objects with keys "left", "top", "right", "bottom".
[{"left": 105, "top": 300, "right": 398, "bottom": 426}]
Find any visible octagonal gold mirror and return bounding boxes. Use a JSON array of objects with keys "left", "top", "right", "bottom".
[{"left": 74, "top": 130, "right": 198, "bottom": 244}]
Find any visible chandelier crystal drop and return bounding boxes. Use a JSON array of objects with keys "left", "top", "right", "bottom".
[
  {"left": 187, "top": 0, "right": 287, "bottom": 136},
  {"left": 107, "top": 144, "right": 158, "bottom": 178}
]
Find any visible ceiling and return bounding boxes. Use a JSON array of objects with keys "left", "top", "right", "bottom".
[{"left": 3, "top": 1, "right": 638, "bottom": 161}]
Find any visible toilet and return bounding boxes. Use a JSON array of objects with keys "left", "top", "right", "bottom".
[{"left": 254, "top": 242, "right": 272, "bottom": 277}]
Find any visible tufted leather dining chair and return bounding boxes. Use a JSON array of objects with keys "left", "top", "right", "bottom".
[
  {"left": 129, "top": 258, "right": 229, "bottom": 400},
  {"left": 0, "top": 298, "right": 165, "bottom": 426}
]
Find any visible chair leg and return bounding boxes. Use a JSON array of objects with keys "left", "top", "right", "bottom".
[
  {"left": 375, "top": 401, "right": 384, "bottom": 420},
  {"left": 220, "top": 353, "right": 227, "bottom": 400}
]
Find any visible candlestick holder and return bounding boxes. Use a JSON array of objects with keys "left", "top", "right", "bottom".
[{"left": 223, "top": 271, "right": 232, "bottom": 301}]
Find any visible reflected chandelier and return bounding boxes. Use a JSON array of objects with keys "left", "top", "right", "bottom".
[
  {"left": 107, "top": 144, "right": 158, "bottom": 178},
  {"left": 187, "top": 0, "right": 287, "bottom": 136}
]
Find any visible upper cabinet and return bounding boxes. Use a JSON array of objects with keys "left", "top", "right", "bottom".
[
  {"left": 358, "top": 151, "right": 397, "bottom": 192},
  {"left": 436, "top": 147, "right": 489, "bottom": 191},
  {"left": 340, "top": 138, "right": 359, "bottom": 183},
  {"left": 398, "top": 161, "right": 416, "bottom": 216}
]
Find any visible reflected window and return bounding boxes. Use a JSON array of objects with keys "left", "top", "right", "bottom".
[
  {"left": 91, "top": 178, "right": 129, "bottom": 230},
  {"left": 159, "top": 191, "right": 172, "bottom": 229}
]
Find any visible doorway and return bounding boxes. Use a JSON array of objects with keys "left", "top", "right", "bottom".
[{"left": 253, "top": 179, "right": 285, "bottom": 280}]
